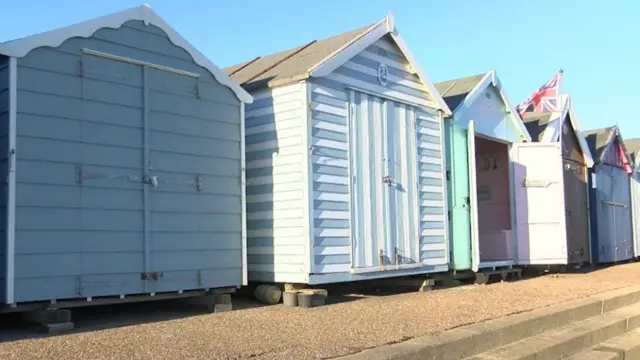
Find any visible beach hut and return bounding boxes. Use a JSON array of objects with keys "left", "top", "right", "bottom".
[
  {"left": 627, "top": 139, "right": 640, "bottom": 258},
  {"left": 584, "top": 126, "right": 634, "bottom": 263},
  {"left": 225, "top": 13, "right": 453, "bottom": 287},
  {"left": 519, "top": 94, "right": 594, "bottom": 265},
  {"left": 625, "top": 139, "right": 640, "bottom": 258},
  {"left": 0, "top": 5, "right": 252, "bottom": 310},
  {"left": 434, "top": 71, "right": 531, "bottom": 274}
]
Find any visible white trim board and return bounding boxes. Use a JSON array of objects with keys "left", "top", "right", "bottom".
[
  {"left": 453, "top": 70, "right": 532, "bottom": 142},
  {"left": 539, "top": 94, "right": 594, "bottom": 167},
  {"left": 0, "top": 4, "right": 253, "bottom": 104},
  {"left": 308, "top": 13, "right": 452, "bottom": 116}
]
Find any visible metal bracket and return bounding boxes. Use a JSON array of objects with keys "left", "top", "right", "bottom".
[
  {"left": 76, "top": 166, "right": 145, "bottom": 185},
  {"left": 141, "top": 272, "right": 164, "bottom": 281},
  {"left": 196, "top": 175, "right": 203, "bottom": 192}
]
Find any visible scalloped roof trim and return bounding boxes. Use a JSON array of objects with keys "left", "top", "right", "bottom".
[{"left": 0, "top": 4, "right": 252, "bottom": 103}]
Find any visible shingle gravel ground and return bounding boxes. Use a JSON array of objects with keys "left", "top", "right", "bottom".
[{"left": 2, "top": 263, "right": 640, "bottom": 360}]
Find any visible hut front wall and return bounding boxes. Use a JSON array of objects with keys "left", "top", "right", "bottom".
[
  {"left": 452, "top": 85, "right": 522, "bottom": 143},
  {"left": 307, "top": 35, "right": 447, "bottom": 283},
  {"left": 631, "top": 171, "right": 640, "bottom": 257},
  {"left": 244, "top": 83, "right": 309, "bottom": 284},
  {"left": 12, "top": 20, "right": 244, "bottom": 303},
  {"left": 0, "top": 56, "right": 9, "bottom": 303},
  {"left": 590, "top": 162, "right": 633, "bottom": 263}
]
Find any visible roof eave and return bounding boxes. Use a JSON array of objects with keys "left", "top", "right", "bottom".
[
  {"left": 0, "top": 4, "right": 253, "bottom": 104},
  {"left": 308, "top": 12, "right": 452, "bottom": 115},
  {"left": 242, "top": 73, "right": 310, "bottom": 92}
]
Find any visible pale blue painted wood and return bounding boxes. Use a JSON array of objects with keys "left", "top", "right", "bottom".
[
  {"left": 0, "top": 56, "right": 9, "bottom": 303},
  {"left": 12, "top": 21, "right": 243, "bottom": 303},
  {"left": 309, "top": 36, "right": 447, "bottom": 277},
  {"left": 452, "top": 86, "right": 521, "bottom": 143},
  {"left": 589, "top": 142, "right": 634, "bottom": 263}
]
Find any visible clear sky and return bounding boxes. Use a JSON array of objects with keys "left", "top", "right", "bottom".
[{"left": 2, "top": 1, "right": 638, "bottom": 138}]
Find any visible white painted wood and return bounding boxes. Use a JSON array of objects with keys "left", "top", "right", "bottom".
[
  {"left": 436, "top": 110, "right": 450, "bottom": 263},
  {"left": 0, "top": 5, "right": 252, "bottom": 103},
  {"left": 452, "top": 70, "right": 531, "bottom": 142},
  {"left": 539, "top": 94, "right": 594, "bottom": 167},
  {"left": 511, "top": 142, "right": 567, "bottom": 265},
  {"left": 329, "top": 73, "right": 431, "bottom": 108},
  {"left": 82, "top": 49, "right": 200, "bottom": 77},
  {"left": 245, "top": 100, "right": 302, "bottom": 118},
  {"left": 251, "top": 83, "right": 302, "bottom": 101},
  {"left": 247, "top": 246, "right": 306, "bottom": 256},
  {"left": 248, "top": 227, "right": 304, "bottom": 238},
  {"left": 6, "top": 57, "right": 17, "bottom": 304},
  {"left": 246, "top": 190, "right": 304, "bottom": 203},
  {"left": 310, "top": 20, "right": 387, "bottom": 78},
  {"left": 467, "top": 121, "right": 480, "bottom": 272}
]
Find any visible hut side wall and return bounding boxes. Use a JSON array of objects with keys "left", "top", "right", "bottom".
[
  {"left": 12, "top": 20, "right": 243, "bottom": 302},
  {"left": 244, "top": 83, "right": 309, "bottom": 284},
  {"left": 0, "top": 56, "right": 9, "bottom": 303}
]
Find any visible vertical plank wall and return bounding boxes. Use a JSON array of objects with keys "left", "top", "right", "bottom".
[
  {"left": 308, "top": 34, "right": 447, "bottom": 276},
  {"left": 12, "top": 21, "right": 243, "bottom": 302},
  {"left": 244, "top": 83, "right": 309, "bottom": 283},
  {"left": 0, "top": 56, "right": 9, "bottom": 303}
]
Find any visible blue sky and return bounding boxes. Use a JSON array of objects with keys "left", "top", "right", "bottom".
[{"left": 2, "top": 1, "right": 638, "bottom": 138}]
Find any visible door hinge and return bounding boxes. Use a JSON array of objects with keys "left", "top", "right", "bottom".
[{"left": 446, "top": 170, "right": 451, "bottom": 181}]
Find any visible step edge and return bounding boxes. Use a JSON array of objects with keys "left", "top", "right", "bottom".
[
  {"left": 333, "top": 286, "right": 640, "bottom": 360},
  {"left": 469, "top": 314, "right": 629, "bottom": 359}
]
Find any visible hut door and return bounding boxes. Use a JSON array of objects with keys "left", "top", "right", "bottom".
[
  {"left": 511, "top": 143, "right": 568, "bottom": 264},
  {"left": 348, "top": 91, "right": 419, "bottom": 272},
  {"left": 467, "top": 121, "right": 480, "bottom": 272}
]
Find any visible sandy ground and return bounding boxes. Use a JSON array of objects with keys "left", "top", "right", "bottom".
[{"left": 2, "top": 263, "right": 640, "bottom": 360}]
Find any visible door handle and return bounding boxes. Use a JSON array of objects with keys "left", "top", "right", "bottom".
[
  {"left": 143, "top": 175, "right": 159, "bottom": 188},
  {"left": 382, "top": 175, "right": 394, "bottom": 186}
]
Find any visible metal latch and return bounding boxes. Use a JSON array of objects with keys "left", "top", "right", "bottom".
[
  {"left": 141, "top": 272, "right": 164, "bottom": 281},
  {"left": 382, "top": 175, "right": 393, "bottom": 185},
  {"left": 143, "top": 175, "right": 159, "bottom": 188}
]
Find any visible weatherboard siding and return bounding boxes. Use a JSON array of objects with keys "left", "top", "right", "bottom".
[
  {"left": 415, "top": 110, "right": 448, "bottom": 265},
  {"left": 244, "top": 83, "right": 308, "bottom": 283},
  {"left": 0, "top": 56, "right": 9, "bottom": 303},
  {"left": 309, "top": 36, "right": 447, "bottom": 274},
  {"left": 12, "top": 21, "right": 243, "bottom": 302}
]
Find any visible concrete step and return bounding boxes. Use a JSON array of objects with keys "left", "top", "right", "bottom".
[
  {"left": 464, "top": 303, "right": 640, "bottom": 360},
  {"left": 566, "top": 329, "right": 640, "bottom": 360},
  {"left": 334, "top": 286, "right": 640, "bottom": 360},
  {"left": 595, "top": 328, "right": 640, "bottom": 359}
]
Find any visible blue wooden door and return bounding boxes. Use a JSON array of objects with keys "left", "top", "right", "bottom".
[{"left": 348, "top": 91, "right": 420, "bottom": 272}]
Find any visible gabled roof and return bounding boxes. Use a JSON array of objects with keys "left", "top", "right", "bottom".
[
  {"left": 624, "top": 138, "right": 640, "bottom": 167},
  {"left": 434, "top": 71, "right": 532, "bottom": 141},
  {"left": 434, "top": 73, "right": 486, "bottom": 111},
  {"left": 0, "top": 4, "right": 253, "bottom": 104},
  {"left": 522, "top": 112, "right": 552, "bottom": 142},
  {"left": 521, "top": 94, "right": 594, "bottom": 167},
  {"left": 224, "top": 13, "right": 452, "bottom": 115},
  {"left": 584, "top": 126, "right": 633, "bottom": 166}
]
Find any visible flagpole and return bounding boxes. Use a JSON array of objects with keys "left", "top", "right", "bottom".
[{"left": 558, "top": 68, "right": 564, "bottom": 99}]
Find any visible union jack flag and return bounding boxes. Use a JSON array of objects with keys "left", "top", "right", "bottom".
[{"left": 516, "top": 71, "right": 562, "bottom": 117}]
